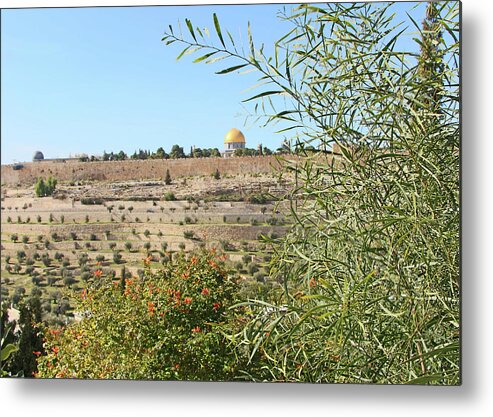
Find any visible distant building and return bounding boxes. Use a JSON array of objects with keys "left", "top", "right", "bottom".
[
  {"left": 223, "top": 128, "right": 246, "bottom": 157},
  {"left": 33, "top": 151, "right": 44, "bottom": 161}
]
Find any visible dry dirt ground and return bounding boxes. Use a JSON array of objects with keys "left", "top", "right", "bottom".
[{"left": 1, "top": 173, "right": 293, "bottom": 306}]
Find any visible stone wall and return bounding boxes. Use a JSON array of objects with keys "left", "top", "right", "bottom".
[{"left": 1, "top": 155, "right": 288, "bottom": 186}]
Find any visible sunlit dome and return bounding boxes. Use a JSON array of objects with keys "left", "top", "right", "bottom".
[{"left": 224, "top": 128, "right": 246, "bottom": 144}]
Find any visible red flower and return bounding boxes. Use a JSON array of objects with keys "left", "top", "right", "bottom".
[
  {"left": 212, "top": 302, "right": 221, "bottom": 311},
  {"left": 52, "top": 346, "right": 59, "bottom": 354},
  {"left": 309, "top": 277, "right": 317, "bottom": 287},
  {"left": 147, "top": 301, "right": 156, "bottom": 315},
  {"left": 184, "top": 297, "right": 192, "bottom": 305},
  {"left": 174, "top": 364, "right": 180, "bottom": 370},
  {"left": 181, "top": 272, "right": 190, "bottom": 279},
  {"left": 93, "top": 269, "right": 103, "bottom": 278},
  {"left": 201, "top": 287, "right": 210, "bottom": 296},
  {"left": 33, "top": 351, "right": 42, "bottom": 357},
  {"left": 144, "top": 256, "right": 152, "bottom": 266},
  {"left": 191, "top": 326, "right": 201, "bottom": 333},
  {"left": 190, "top": 256, "right": 198, "bottom": 265}
]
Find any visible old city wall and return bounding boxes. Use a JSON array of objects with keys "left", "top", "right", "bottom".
[{"left": 1, "top": 155, "right": 289, "bottom": 186}]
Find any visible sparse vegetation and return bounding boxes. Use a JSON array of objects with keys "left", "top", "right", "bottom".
[{"left": 163, "top": 191, "right": 176, "bottom": 201}]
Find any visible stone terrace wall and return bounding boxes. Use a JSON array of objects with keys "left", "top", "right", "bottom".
[{"left": 1, "top": 155, "right": 289, "bottom": 186}]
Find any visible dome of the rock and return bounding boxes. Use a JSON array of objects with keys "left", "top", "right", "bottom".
[{"left": 224, "top": 128, "right": 246, "bottom": 144}]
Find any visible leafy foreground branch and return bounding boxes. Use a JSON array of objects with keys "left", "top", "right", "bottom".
[{"left": 163, "top": 2, "right": 460, "bottom": 384}]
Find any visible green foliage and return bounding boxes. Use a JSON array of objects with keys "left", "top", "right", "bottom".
[
  {"left": 37, "top": 250, "right": 246, "bottom": 380},
  {"left": 247, "top": 193, "right": 268, "bottom": 204},
  {"left": 81, "top": 197, "right": 105, "bottom": 205},
  {"left": 164, "top": 191, "right": 176, "bottom": 201},
  {"left": 4, "top": 296, "right": 45, "bottom": 377},
  {"left": 169, "top": 144, "right": 185, "bottom": 159},
  {"left": 34, "top": 176, "right": 57, "bottom": 197},
  {"left": 163, "top": 2, "right": 460, "bottom": 384},
  {"left": 164, "top": 169, "right": 172, "bottom": 185},
  {"left": 183, "top": 230, "right": 195, "bottom": 240}
]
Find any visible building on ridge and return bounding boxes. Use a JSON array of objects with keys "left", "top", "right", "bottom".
[
  {"left": 33, "top": 151, "right": 44, "bottom": 162},
  {"left": 223, "top": 128, "right": 246, "bottom": 157}
]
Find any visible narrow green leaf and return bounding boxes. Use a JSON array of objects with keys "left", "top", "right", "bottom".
[
  {"left": 248, "top": 21, "right": 254, "bottom": 56},
  {"left": 185, "top": 18, "right": 197, "bottom": 42},
  {"left": 215, "top": 64, "right": 248, "bottom": 74},
  {"left": 193, "top": 51, "right": 218, "bottom": 63},
  {"left": 242, "top": 90, "right": 283, "bottom": 103},
  {"left": 405, "top": 374, "right": 444, "bottom": 385},
  {"left": 213, "top": 13, "right": 226, "bottom": 48},
  {"left": 227, "top": 31, "right": 236, "bottom": 48},
  {"left": 1, "top": 344, "right": 18, "bottom": 361},
  {"left": 176, "top": 46, "right": 191, "bottom": 61}
]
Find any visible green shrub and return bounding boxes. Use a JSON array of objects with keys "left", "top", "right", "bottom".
[
  {"left": 81, "top": 198, "right": 104, "bottom": 205},
  {"left": 183, "top": 230, "right": 195, "bottom": 240},
  {"left": 247, "top": 193, "right": 268, "bottom": 204},
  {"left": 163, "top": 192, "right": 176, "bottom": 201},
  {"left": 37, "top": 250, "right": 242, "bottom": 380},
  {"left": 34, "top": 176, "right": 57, "bottom": 197},
  {"left": 164, "top": 169, "right": 172, "bottom": 185},
  {"left": 113, "top": 252, "right": 123, "bottom": 264}
]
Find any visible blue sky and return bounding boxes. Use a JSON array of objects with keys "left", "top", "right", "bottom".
[{"left": 1, "top": 2, "right": 429, "bottom": 164}]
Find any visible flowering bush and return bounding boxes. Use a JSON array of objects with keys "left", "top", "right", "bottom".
[{"left": 37, "top": 249, "right": 243, "bottom": 380}]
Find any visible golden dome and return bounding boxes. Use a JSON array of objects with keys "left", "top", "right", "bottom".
[{"left": 224, "top": 128, "right": 246, "bottom": 144}]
